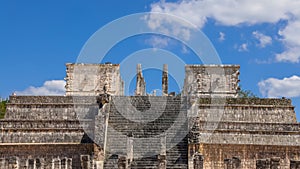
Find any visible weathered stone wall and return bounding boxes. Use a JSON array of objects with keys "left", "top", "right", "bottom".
[
  {"left": 1, "top": 96, "right": 102, "bottom": 144},
  {"left": 190, "top": 144, "right": 300, "bottom": 169},
  {"left": 183, "top": 65, "right": 240, "bottom": 97},
  {"left": 195, "top": 105, "right": 296, "bottom": 123},
  {"left": 187, "top": 96, "right": 300, "bottom": 168},
  {"left": 8, "top": 96, "right": 295, "bottom": 124},
  {"left": 0, "top": 94, "right": 107, "bottom": 168},
  {"left": 190, "top": 127, "right": 300, "bottom": 146},
  {"left": 0, "top": 130, "right": 84, "bottom": 143},
  {"left": 0, "top": 144, "right": 101, "bottom": 169},
  {"left": 190, "top": 98, "right": 297, "bottom": 123},
  {"left": 65, "top": 63, "right": 124, "bottom": 96},
  {"left": 0, "top": 120, "right": 91, "bottom": 129},
  {"left": 192, "top": 121, "right": 300, "bottom": 133},
  {"left": 188, "top": 98, "right": 299, "bottom": 146},
  {"left": 5, "top": 96, "right": 99, "bottom": 120},
  {"left": 0, "top": 119, "right": 93, "bottom": 143},
  {"left": 8, "top": 95, "right": 96, "bottom": 104}
]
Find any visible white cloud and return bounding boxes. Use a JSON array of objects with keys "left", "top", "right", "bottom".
[
  {"left": 252, "top": 31, "right": 272, "bottom": 48},
  {"left": 147, "top": 0, "right": 300, "bottom": 62},
  {"left": 238, "top": 43, "right": 248, "bottom": 52},
  {"left": 149, "top": 0, "right": 296, "bottom": 29},
  {"left": 258, "top": 75, "right": 300, "bottom": 98},
  {"left": 145, "top": 12, "right": 193, "bottom": 42},
  {"left": 276, "top": 20, "right": 300, "bottom": 63},
  {"left": 219, "top": 32, "right": 225, "bottom": 41},
  {"left": 276, "top": 46, "right": 300, "bottom": 63},
  {"left": 16, "top": 80, "right": 65, "bottom": 96},
  {"left": 145, "top": 36, "right": 170, "bottom": 48}
]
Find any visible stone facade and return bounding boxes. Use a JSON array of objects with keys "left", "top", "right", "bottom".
[
  {"left": 0, "top": 144, "right": 100, "bottom": 169},
  {"left": 65, "top": 63, "right": 124, "bottom": 96},
  {"left": 0, "top": 63, "right": 299, "bottom": 169},
  {"left": 183, "top": 65, "right": 240, "bottom": 97},
  {"left": 1, "top": 95, "right": 103, "bottom": 168}
]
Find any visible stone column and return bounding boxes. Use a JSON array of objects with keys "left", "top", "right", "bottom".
[
  {"left": 93, "top": 145, "right": 104, "bottom": 169},
  {"left": 256, "top": 159, "right": 270, "bottom": 169},
  {"left": 135, "top": 64, "right": 146, "bottom": 96},
  {"left": 158, "top": 136, "right": 167, "bottom": 169},
  {"left": 52, "top": 157, "right": 61, "bottom": 169},
  {"left": 224, "top": 157, "right": 241, "bottom": 169},
  {"left": 36, "top": 158, "right": 42, "bottom": 169},
  {"left": 232, "top": 157, "right": 241, "bottom": 169},
  {"left": 94, "top": 94, "right": 110, "bottom": 169},
  {"left": 61, "top": 158, "right": 67, "bottom": 169},
  {"left": 188, "top": 145, "right": 200, "bottom": 169},
  {"left": 127, "top": 137, "right": 133, "bottom": 167},
  {"left": 162, "top": 64, "right": 168, "bottom": 96},
  {"left": 67, "top": 158, "right": 72, "bottom": 169},
  {"left": 158, "top": 155, "right": 167, "bottom": 169},
  {"left": 270, "top": 157, "right": 280, "bottom": 169},
  {"left": 6, "top": 157, "right": 18, "bottom": 169},
  {"left": 80, "top": 155, "right": 90, "bottom": 169},
  {"left": 290, "top": 160, "right": 300, "bottom": 169},
  {"left": 118, "top": 156, "right": 127, "bottom": 169},
  {"left": 193, "top": 153, "right": 204, "bottom": 169}
]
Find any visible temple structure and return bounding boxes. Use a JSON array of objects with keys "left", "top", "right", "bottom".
[{"left": 0, "top": 63, "right": 300, "bottom": 169}]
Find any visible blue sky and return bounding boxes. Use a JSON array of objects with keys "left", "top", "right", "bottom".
[{"left": 1, "top": 1, "right": 300, "bottom": 119}]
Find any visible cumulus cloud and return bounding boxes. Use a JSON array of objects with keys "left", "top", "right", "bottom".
[
  {"left": 147, "top": 0, "right": 300, "bottom": 62},
  {"left": 148, "top": 0, "right": 296, "bottom": 29},
  {"left": 252, "top": 31, "right": 272, "bottom": 48},
  {"left": 16, "top": 80, "right": 66, "bottom": 96},
  {"left": 258, "top": 75, "right": 300, "bottom": 98}
]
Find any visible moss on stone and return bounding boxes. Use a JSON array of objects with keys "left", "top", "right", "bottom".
[{"left": 0, "top": 100, "right": 7, "bottom": 119}]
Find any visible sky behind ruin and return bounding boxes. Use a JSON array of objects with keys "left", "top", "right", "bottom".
[{"left": 0, "top": 0, "right": 300, "bottom": 119}]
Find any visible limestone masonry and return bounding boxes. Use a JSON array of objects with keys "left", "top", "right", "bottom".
[{"left": 0, "top": 63, "right": 300, "bottom": 169}]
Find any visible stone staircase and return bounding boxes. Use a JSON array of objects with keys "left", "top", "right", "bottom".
[{"left": 103, "top": 96, "right": 188, "bottom": 169}]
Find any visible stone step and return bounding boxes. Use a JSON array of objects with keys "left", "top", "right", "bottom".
[{"left": 103, "top": 97, "right": 188, "bottom": 168}]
